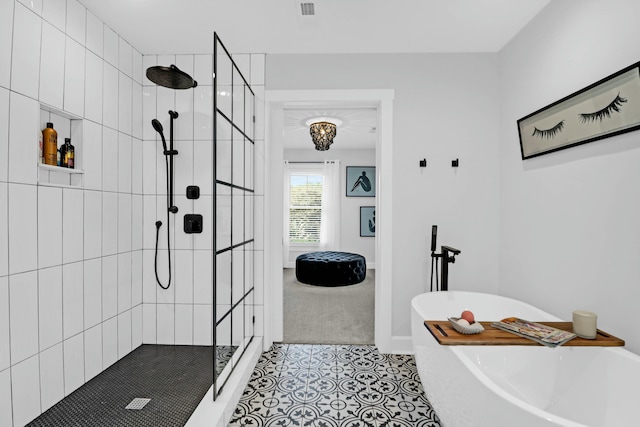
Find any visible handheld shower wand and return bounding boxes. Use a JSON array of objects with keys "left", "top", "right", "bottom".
[{"left": 151, "top": 119, "right": 168, "bottom": 153}]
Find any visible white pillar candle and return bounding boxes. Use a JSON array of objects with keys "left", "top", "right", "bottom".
[{"left": 573, "top": 310, "right": 597, "bottom": 339}]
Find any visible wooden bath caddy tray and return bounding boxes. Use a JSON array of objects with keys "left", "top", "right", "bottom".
[{"left": 424, "top": 321, "right": 625, "bottom": 346}]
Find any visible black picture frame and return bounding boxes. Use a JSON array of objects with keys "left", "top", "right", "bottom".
[
  {"left": 517, "top": 61, "right": 640, "bottom": 160},
  {"left": 346, "top": 166, "right": 375, "bottom": 197},
  {"left": 360, "top": 206, "right": 375, "bottom": 237}
]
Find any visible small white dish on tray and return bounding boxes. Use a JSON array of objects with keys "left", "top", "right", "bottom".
[{"left": 448, "top": 317, "right": 485, "bottom": 334}]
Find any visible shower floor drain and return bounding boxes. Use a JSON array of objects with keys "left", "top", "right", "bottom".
[{"left": 125, "top": 398, "right": 151, "bottom": 410}]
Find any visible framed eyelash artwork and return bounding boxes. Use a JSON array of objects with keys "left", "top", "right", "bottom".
[{"left": 517, "top": 61, "right": 640, "bottom": 160}]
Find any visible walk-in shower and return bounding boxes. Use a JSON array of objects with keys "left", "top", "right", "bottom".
[{"left": 147, "top": 64, "right": 198, "bottom": 289}]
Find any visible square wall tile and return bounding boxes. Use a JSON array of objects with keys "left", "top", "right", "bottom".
[
  {"left": 83, "top": 190, "right": 102, "bottom": 259},
  {"left": 103, "top": 63, "right": 119, "bottom": 130},
  {"left": 118, "top": 193, "right": 131, "bottom": 252},
  {"left": 102, "top": 127, "right": 118, "bottom": 192},
  {"left": 84, "top": 51, "right": 104, "bottom": 124},
  {"left": 117, "top": 252, "right": 132, "bottom": 313},
  {"left": 193, "top": 304, "right": 212, "bottom": 346},
  {"left": 10, "top": 271, "right": 39, "bottom": 363},
  {"left": 0, "top": 368, "right": 12, "bottom": 427},
  {"left": 175, "top": 250, "right": 193, "bottom": 304},
  {"left": 0, "top": 0, "right": 14, "bottom": 88},
  {"left": 142, "top": 249, "right": 156, "bottom": 303},
  {"left": 82, "top": 120, "right": 103, "bottom": 190},
  {"left": 85, "top": 11, "right": 103, "bottom": 56},
  {"left": 103, "top": 25, "right": 118, "bottom": 67},
  {"left": 0, "top": 183, "right": 7, "bottom": 277},
  {"left": 119, "top": 38, "right": 132, "bottom": 77},
  {"left": 193, "top": 250, "right": 212, "bottom": 305},
  {"left": 11, "top": 4, "right": 42, "bottom": 99},
  {"left": 0, "top": 88, "right": 8, "bottom": 183},
  {"left": 142, "top": 303, "right": 156, "bottom": 344},
  {"left": 118, "top": 132, "right": 132, "bottom": 193},
  {"left": 132, "top": 304, "right": 142, "bottom": 348},
  {"left": 132, "top": 50, "right": 143, "bottom": 85},
  {"left": 102, "top": 316, "right": 118, "bottom": 369},
  {"left": 83, "top": 258, "right": 102, "bottom": 329},
  {"left": 39, "top": 343, "right": 64, "bottom": 412},
  {"left": 63, "top": 261, "right": 84, "bottom": 339},
  {"left": 63, "top": 188, "right": 84, "bottom": 264},
  {"left": 117, "top": 310, "right": 132, "bottom": 358},
  {"left": 38, "top": 186, "right": 63, "bottom": 269},
  {"left": 0, "top": 277, "right": 9, "bottom": 370},
  {"left": 102, "top": 255, "right": 117, "bottom": 321},
  {"left": 42, "top": 0, "right": 65, "bottom": 31},
  {"left": 118, "top": 73, "right": 132, "bottom": 135},
  {"left": 132, "top": 84, "right": 143, "bottom": 141},
  {"left": 156, "top": 303, "right": 175, "bottom": 344},
  {"left": 66, "top": 0, "right": 86, "bottom": 45},
  {"left": 84, "top": 324, "right": 102, "bottom": 381},
  {"left": 63, "top": 334, "right": 85, "bottom": 396},
  {"left": 102, "top": 192, "right": 118, "bottom": 256},
  {"left": 9, "top": 184, "right": 38, "bottom": 274},
  {"left": 11, "top": 355, "right": 41, "bottom": 427},
  {"left": 39, "top": 22, "right": 66, "bottom": 109},
  {"left": 175, "top": 304, "right": 193, "bottom": 345},
  {"left": 8, "top": 92, "right": 39, "bottom": 185},
  {"left": 38, "top": 266, "right": 63, "bottom": 351},
  {"left": 64, "top": 37, "right": 86, "bottom": 117}
]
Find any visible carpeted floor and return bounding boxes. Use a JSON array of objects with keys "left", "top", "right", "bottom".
[{"left": 283, "top": 268, "right": 375, "bottom": 345}]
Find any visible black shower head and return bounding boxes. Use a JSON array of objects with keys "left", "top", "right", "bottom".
[
  {"left": 146, "top": 64, "right": 198, "bottom": 90},
  {"left": 151, "top": 119, "right": 168, "bottom": 153}
]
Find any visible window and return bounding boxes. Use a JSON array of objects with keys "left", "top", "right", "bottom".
[{"left": 289, "top": 174, "right": 323, "bottom": 244}]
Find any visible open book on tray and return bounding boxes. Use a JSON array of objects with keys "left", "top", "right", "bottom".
[{"left": 491, "top": 317, "right": 577, "bottom": 347}]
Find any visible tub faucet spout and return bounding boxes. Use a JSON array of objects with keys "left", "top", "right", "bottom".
[{"left": 441, "top": 245, "right": 461, "bottom": 291}]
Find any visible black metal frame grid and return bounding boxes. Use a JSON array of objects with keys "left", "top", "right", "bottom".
[{"left": 212, "top": 32, "right": 256, "bottom": 400}]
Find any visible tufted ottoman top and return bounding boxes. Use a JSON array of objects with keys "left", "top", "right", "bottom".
[{"left": 295, "top": 251, "right": 366, "bottom": 286}]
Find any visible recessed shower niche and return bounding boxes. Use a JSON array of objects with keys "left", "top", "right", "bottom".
[{"left": 38, "top": 104, "right": 84, "bottom": 187}]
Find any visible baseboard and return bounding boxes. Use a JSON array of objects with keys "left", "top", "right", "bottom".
[{"left": 391, "top": 335, "right": 414, "bottom": 355}]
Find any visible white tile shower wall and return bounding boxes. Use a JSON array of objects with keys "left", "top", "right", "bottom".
[
  {"left": 0, "top": 2, "right": 146, "bottom": 424},
  {"left": 141, "top": 52, "right": 265, "bottom": 348}
]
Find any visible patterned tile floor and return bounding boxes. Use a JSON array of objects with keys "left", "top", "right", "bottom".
[{"left": 229, "top": 344, "right": 442, "bottom": 427}]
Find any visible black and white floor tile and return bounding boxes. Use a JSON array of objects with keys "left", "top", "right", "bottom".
[{"left": 229, "top": 344, "right": 442, "bottom": 427}]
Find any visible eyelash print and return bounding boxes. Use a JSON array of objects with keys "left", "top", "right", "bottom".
[
  {"left": 579, "top": 93, "right": 627, "bottom": 123},
  {"left": 532, "top": 120, "right": 565, "bottom": 139}
]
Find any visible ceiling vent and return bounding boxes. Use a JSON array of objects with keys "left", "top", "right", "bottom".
[{"left": 300, "top": 2, "right": 315, "bottom": 16}]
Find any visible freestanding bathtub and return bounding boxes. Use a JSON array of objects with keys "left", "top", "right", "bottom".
[{"left": 411, "top": 291, "right": 639, "bottom": 427}]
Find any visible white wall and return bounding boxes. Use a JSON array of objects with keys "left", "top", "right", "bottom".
[
  {"left": 267, "top": 54, "right": 502, "bottom": 338},
  {"left": 499, "top": 0, "right": 640, "bottom": 354},
  {"left": 283, "top": 148, "right": 376, "bottom": 267},
  {"left": 0, "top": 1, "right": 143, "bottom": 425}
]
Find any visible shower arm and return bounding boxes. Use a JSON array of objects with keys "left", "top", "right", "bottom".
[{"left": 168, "top": 110, "right": 178, "bottom": 214}]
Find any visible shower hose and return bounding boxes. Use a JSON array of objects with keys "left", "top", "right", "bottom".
[{"left": 154, "top": 153, "right": 172, "bottom": 290}]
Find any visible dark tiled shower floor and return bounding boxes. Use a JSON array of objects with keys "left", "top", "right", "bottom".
[
  {"left": 229, "top": 344, "right": 442, "bottom": 427},
  {"left": 27, "top": 344, "right": 233, "bottom": 427}
]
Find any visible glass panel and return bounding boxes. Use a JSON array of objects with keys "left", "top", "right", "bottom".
[
  {"left": 232, "top": 247, "right": 244, "bottom": 305},
  {"left": 231, "top": 304, "right": 244, "bottom": 353},
  {"left": 233, "top": 67, "right": 245, "bottom": 131},
  {"left": 245, "top": 195, "right": 254, "bottom": 242},
  {"left": 216, "top": 85, "right": 232, "bottom": 118},
  {"left": 245, "top": 243, "right": 254, "bottom": 292},
  {"left": 245, "top": 139, "right": 254, "bottom": 191},
  {"left": 244, "top": 291, "right": 254, "bottom": 342},
  {"left": 215, "top": 251, "right": 231, "bottom": 310},
  {"left": 216, "top": 122, "right": 232, "bottom": 184},
  {"left": 232, "top": 191, "right": 244, "bottom": 245},
  {"left": 232, "top": 128, "right": 244, "bottom": 187},
  {"left": 214, "top": 312, "right": 234, "bottom": 393},
  {"left": 215, "top": 184, "right": 231, "bottom": 250},
  {"left": 245, "top": 89, "right": 255, "bottom": 141},
  {"left": 216, "top": 49, "right": 232, "bottom": 86}
]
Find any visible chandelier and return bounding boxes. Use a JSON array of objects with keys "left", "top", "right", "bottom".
[{"left": 309, "top": 121, "right": 337, "bottom": 151}]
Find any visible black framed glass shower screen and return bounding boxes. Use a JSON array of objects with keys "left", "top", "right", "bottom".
[{"left": 213, "top": 32, "right": 256, "bottom": 399}]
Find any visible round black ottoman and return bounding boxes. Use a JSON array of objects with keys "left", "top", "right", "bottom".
[{"left": 295, "top": 251, "right": 367, "bottom": 286}]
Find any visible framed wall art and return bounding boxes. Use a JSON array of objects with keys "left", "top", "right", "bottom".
[
  {"left": 360, "top": 206, "right": 375, "bottom": 237},
  {"left": 346, "top": 166, "right": 376, "bottom": 197},
  {"left": 517, "top": 61, "right": 640, "bottom": 160}
]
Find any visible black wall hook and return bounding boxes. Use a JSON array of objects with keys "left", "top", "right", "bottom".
[
  {"left": 419, "top": 158, "right": 427, "bottom": 167},
  {"left": 452, "top": 158, "right": 459, "bottom": 167}
]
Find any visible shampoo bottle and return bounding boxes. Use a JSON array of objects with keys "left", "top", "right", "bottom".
[
  {"left": 63, "top": 138, "right": 74, "bottom": 169},
  {"left": 42, "top": 122, "right": 58, "bottom": 166}
]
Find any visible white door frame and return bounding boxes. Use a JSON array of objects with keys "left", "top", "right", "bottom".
[{"left": 263, "top": 89, "right": 394, "bottom": 353}]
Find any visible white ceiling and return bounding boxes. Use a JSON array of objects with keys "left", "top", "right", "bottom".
[{"left": 79, "top": 0, "right": 550, "bottom": 150}]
